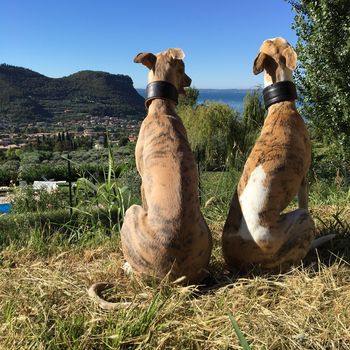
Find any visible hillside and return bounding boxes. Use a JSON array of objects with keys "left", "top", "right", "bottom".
[{"left": 0, "top": 64, "right": 145, "bottom": 123}]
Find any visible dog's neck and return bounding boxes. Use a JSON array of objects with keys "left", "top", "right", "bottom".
[
  {"left": 263, "top": 81, "right": 297, "bottom": 110},
  {"left": 266, "top": 100, "right": 297, "bottom": 115},
  {"left": 147, "top": 98, "right": 177, "bottom": 116},
  {"left": 263, "top": 68, "right": 293, "bottom": 88}
]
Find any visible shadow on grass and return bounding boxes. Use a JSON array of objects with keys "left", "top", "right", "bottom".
[
  {"left": 304, "top": 236, "right": 350, "bottom": 268},
  {"left": 194, "top": 228, "right": 350, "bottom": 297},
  {"left": 306, "top": 207, "right": 350, "bottom": 267}
]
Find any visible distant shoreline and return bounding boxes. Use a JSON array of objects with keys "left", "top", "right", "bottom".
[
  {"left": 136, "top": 88, "right": 256, "bottom": 113},
  {"left": 136, "top": 88, "right": 255, "bottom": 92}
]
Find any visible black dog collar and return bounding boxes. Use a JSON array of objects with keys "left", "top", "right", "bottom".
[
  {"left": 263, "top": 81, "right": 298, "bottom": 109},
  {"left": 145, "top": 81, "right": 178, "bottom": 108}
]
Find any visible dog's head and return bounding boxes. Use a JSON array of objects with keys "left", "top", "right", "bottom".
[
  {"left": 134, "top": 48, "right": 192, "bottom": 95},
  {"left": 253, "top": 37, "right": 297, "bottom": 87}
]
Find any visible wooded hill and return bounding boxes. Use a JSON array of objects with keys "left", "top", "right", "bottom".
[{"left": 0, "top": 64, "right": 145, "bottom": 123}]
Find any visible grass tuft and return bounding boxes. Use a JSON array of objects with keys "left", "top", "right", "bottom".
[{"left": 229, "top": 313, "right": 252, "bottom": 350}]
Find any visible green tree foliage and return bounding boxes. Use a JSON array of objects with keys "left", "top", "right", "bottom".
[
  {"left": 119, "top": 136, "right": 129, "bottom": 147},
  {"left": 24, "top": 131, "right": 97, "bottom": 152},
  {"left": 0, "top": 160, "right": 20, "bottom": 184},
  {"left": 177, "top": 90, "right": 265, "bottom": 170},
  {"left": 0, "top": 146, "right": 132, "bottom": 185},
  {"left": 178, "top": 87, "right": 200, "bottom": 108},
  {"left": 238, "top": 90, "right": 266, "bottom": 167},
  {"left": 242, "top": 90, "right": 265, "bottom": 132},
  {"left": 288, "top": 0, "right": 350, "bottom": 179},
  {"left": 179, "top": 102, "right": 241, "bottom": 169},
  {"left": 5, "top": 148, "right": 21, "bottom": 161}
]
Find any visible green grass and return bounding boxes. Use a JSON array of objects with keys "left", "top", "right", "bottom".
[
  {"left": 0, "top": 171, "right": 349, "bottom": 349},
  {"left": 229, "top": 313, "right": 252, "bottom": 350}
]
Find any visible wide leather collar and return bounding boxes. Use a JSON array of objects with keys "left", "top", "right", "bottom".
[
  {"left": 145, "top": 81, "right": 178, "bottom": 108},
  {"left": 263, "top": 81, "right": 298, "bottom": 109}
]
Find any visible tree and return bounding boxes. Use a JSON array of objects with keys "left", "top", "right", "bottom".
[
  {"left": 242, "top": 90, "right": 265, "bottom": 132},
  {"left": 180, "top": 102, "right": 241, "bottom": 169},
  {"left": 103, "top": 133, "right": 108, "bottom": 148},
  {"left": 5, "top": 148, "right": 20, "bottom": 160},
  {"left": 235, "top": 90, "right": 266, "bottom": 168},
  {"left": 288, "top": 0, "right": 350, "bottom": 178},
  {"left": 119, "top": 136, "right": 129, "bottom": 147},
  {"left": 178, "top": 86, "right": 200, "bottom": 108}
]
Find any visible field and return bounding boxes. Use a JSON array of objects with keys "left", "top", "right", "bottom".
[{"left": 0, "top": 171, "right": 349, "bottom": 349}]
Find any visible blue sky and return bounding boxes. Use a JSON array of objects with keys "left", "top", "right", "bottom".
[{"left": 0, "top": 0, "right": 296, "bottom": 89}]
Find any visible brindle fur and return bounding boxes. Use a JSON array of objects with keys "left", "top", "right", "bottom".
[
  {"left": 222, "top": 38, "right": 316, "bottom": 270},
  {"left": 88, "top": 49, "right": 212, "bottom": 309},
  {"left": 121, "top": 48, "right": 212, "bottom": 283}
]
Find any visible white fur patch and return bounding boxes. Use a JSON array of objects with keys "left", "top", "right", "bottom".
[
  {"left": 239, "top": 165, "right": 270, "bottom": 242},
  {"left": 122, "top": 262, "right": 133, "bottom": 275},
  {"left": 264, "top": 76, "right": 273, "bottom": 88},
  {"left": 264, "top": 69, "right": 293, "bottom": 87}
]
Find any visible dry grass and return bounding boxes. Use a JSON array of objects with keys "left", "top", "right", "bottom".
[{"left": 1, "top": 205, "right": 350, "bottom": 349}]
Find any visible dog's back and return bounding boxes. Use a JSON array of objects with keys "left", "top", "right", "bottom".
[
  {"left": 238, "top": 101, "right": 311, "bottom": 221},
  {"left": 222, "top": 38, "right": 315, "bottom": 270},
  {"left": 121, "top": 49, "right": 212, "bottom": 284},
  {"left": 138, "top": 108, "right": 198, "bottom": 227}
]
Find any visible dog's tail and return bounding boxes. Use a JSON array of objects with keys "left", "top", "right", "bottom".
[
  {"left": 88, "top": 282, "right": 126, "bottom": 310},
  {"left": 310, "top": 234, "right": 337, "bottom": 250},
  {"left": 88, "top": 282, "right": 149, "bottom": 310}
]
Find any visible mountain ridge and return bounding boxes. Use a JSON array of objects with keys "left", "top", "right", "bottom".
[{"left": 0, "top": 64, "right": 145, "bottom": 124}]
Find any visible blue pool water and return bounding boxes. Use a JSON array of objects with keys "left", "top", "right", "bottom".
[{"left": 0, "top": 203, "right": 11, "bottom": 214}]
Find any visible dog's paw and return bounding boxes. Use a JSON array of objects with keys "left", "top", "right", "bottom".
[{"left": 122, "top": 262, "right": 133, "bottom": 275}]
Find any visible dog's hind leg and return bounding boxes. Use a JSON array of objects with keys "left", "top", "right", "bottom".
[
  {"left": 265, "top": 208, "right": 316, "bottom": 267},
  {"left": 120, "top": 204, "right": 155, "bottom": 275},
  {"left": 258, "top": 208, "right": 336, "bottom": 267},
  {"left": 222, "top": 190, "right": 318, "bottom": 269},
  {"left": 297, "top": 178, "right": 336, "bottom": 252},
  {"left": 140, "top": 184, "right": 148, "bottom": 211}
]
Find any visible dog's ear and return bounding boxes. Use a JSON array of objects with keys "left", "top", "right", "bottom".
[
  {"left": 253, "top": 52, "right": 267, "bottom": 75},
  {"left": 133, "top": 52, "right": 157, "bottom": 69},
  {"left": 282, "top": 46, "right": 297, "bottom": 70},
  {"left": 167, "top": 48, "right": 185, "bottom": 60}
]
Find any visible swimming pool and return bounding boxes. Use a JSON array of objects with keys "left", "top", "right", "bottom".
[{"left": 0, "top": 203, "right": 11, "bottom": 214}]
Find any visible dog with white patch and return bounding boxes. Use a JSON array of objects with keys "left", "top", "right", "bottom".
[{"left": 222, "top": 37, "right": 334, "bottom": 270}]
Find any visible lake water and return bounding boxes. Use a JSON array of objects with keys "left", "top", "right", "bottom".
[
  {"left": 197, "top": 89, "right": 250, "bottom": 112},
  {"left": 137, "top": 88, "right": 251, "bottom": 113}
]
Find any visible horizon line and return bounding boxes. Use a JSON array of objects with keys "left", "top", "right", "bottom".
[{"left": 135, "top": 87, "right": 261, "bottom": 90}]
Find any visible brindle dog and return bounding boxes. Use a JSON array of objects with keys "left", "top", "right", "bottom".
[
  {"left": 122, "top": 48, "right": 212, "bottom": 282},
  {"left": 89, "top": 49, "right": 212, "bottom": 309},
  {"left": 222, "top": 38, "right": 334, "bottom": 270}
]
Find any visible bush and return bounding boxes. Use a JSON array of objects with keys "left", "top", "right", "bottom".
[
  {"left": 179, "top": 102, "right": 241, "bottom": 170},
  {"left": 0, "top": 160, "right": 20, "bottom": 184},
  {"left": 11, "top": 186, "right": 70, "bottom": 213}
]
